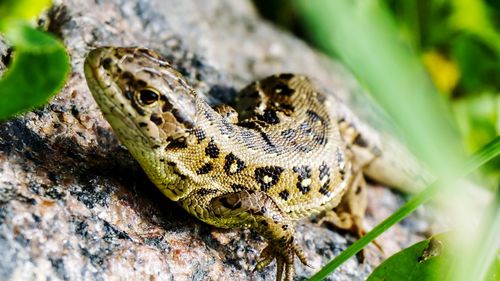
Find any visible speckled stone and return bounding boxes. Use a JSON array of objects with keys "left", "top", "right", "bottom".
[{"left": 0, "top": 0, "right": 431, "bottom": 280}]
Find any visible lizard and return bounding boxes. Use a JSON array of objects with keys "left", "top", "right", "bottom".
[{"left": 84, "top": 46, "right": 429, "bottom": 281}]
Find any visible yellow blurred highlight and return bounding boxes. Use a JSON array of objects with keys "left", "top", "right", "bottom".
[{"left": 422, "top": 51, "right": 460, "bottom": 95}]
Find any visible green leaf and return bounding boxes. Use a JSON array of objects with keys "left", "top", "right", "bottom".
[
  {"left": 366, "top": 235, "right": 449, "bottom": 281},
  {"left": 3, "top": 21, "right": 60, "bottom": 50},
  {"left": 0, "top": 24, "right": 69, "bottom": 120},
  {"left": 463, "top": 187, "right": 500, "bottom": 281}
]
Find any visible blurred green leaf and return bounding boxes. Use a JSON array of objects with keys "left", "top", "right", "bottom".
[
  {"left": 455, "top": 182, "right": 500, "bottom": 281},
  {"left": 0, "top": 0, "right": 52, "bottom": 27},
  {"left": 369, "top": 227, "right": 499, "bottom": 281},
  {"left": 0, "top": 26, "right": 69, "bottom": 120},
  {"left": 451, "top": 36, "right": 500, "bottom": 93},
  {"left": 0, "top": 0, "right": 69, "bottom": 120},
  {"left": 454, "top": 93, "right": 499, "bottom": 152},
  {"left": 367, "top": 235, "right": 449, "bottom": 281},
  {"left": 450, "top": 0, "right": 500, "bottom": 57},
  {"left": 453, "top": 93, "right": 499, "bottom": 187},
  {"left": 484, "top": 252, "right": 500, "bottom": 281}
]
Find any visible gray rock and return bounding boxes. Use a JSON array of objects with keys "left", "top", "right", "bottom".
[{"left": 0, "top": 0, "right": 430, "bottom": 280}]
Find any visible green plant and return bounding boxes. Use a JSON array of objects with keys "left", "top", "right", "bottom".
[{"left": 0, "top": 0, "right": 69, "bottom": 120}]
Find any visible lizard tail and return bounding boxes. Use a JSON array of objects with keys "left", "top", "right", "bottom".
[{"left": 356, "top": 134, "right": 432, "bottom": 193}]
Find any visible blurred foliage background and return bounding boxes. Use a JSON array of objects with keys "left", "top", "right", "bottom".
[{"left": 253, "top": 0, "right": 499, "bottom": 188}]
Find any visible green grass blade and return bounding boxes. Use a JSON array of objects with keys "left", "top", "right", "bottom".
[{"left": 462, "top": 186, "right": 500, "bottom": 281}]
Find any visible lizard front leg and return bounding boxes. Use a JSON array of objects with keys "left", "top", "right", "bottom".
[
  {"left": 319, "top": 170, "right": 367, "bottom": 238},
  {"left": 181, "top": 190, "right": 307, "bottom": 281},
  {"left": 318, "top": 170, "right": 383, "bottom": 257}
]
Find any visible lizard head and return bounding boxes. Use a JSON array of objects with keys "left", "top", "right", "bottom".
[{"left": 84, "top": 47, "right": 197, "bottom": 151}]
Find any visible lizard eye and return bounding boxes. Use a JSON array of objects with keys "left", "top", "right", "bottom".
[{"left": 138, "top": 89, "right": 159, "bottom": 105}]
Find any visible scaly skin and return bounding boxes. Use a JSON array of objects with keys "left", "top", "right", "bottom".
[{"left": 84, "top": 47, "right": 427, "bottom": 280}]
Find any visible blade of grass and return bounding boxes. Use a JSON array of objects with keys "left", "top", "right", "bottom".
[
  {"left": 463, "top": 184, "right": 500, "bottom": 281},
  {"left": 309, "top": 136, "right": 500, "bottom": 281}
]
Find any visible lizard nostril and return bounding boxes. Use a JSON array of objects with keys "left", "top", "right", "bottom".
[{"left": 150, "top": 114, "right": 163, "bottom": 125}]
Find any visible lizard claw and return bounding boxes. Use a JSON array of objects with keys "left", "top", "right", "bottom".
[{"left": 254, "top": 241, "right": 308, "bottom": 281}]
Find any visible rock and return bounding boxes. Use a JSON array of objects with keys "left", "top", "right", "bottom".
[{"left": 0, "top": 0, "right": 430, "bottom": 280}]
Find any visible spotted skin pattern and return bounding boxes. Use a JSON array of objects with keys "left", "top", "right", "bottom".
[{"left": 84, "top": 47, "right": 427, "bottom": 281}]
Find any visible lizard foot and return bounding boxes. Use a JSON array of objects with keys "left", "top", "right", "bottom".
[
  {"left": 318, "top": 171, "right": 384, "bottom": 258},
  {"left": 254, "top": 240, "right": 308, "bottom": 281}
]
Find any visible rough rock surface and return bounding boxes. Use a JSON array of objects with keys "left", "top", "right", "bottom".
[{"left": 0, "top": 0, "right": 431, "bottom": 280}]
